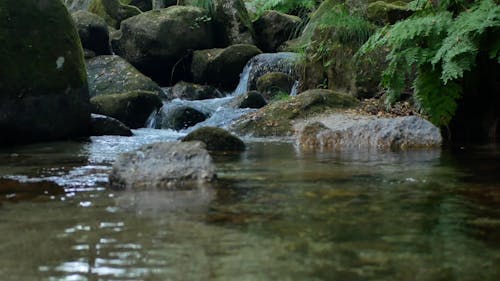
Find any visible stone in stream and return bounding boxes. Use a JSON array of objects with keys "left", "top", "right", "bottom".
[
  {"left": 169, "top": 81, "right": 224, "bottom": 101},
  {"left": 256, "top": 72, "right": 295, "bottom": 101},
  {"left": 230, "top": 91, "right": 267, "bottom": 109},
  {"left": 182, "top": 127, "right": 245, "bottom": 152},
  {"left": 153, "top": 105, "right": 208, "bottom": 131},
  {"left": 211, "top": 0, "right": 255, "bottom": 45},
  {"left": 109, "top": 141, "right": 216, "bottom": 190},
  {"left": 72, "top": 11, "right": 112, "bottom": 56},
  {"left": 0, "top": 0, "right": 91, "bottom": 144},
  {"left": 90, "top": 114, "right": 133, "bottom": 136},
  {"left": 253, "top": 10, "right": 303, "bottom": 53}
]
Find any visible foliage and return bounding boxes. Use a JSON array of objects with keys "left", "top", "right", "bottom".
[{"left": 358, "top": 0, "right": 500, "bottom": 125}]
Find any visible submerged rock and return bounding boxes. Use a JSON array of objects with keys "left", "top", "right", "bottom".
[
  {"left": 233, "top": 89, "right": 358, "bottom": 137},
  {"left": 90, "top": 114, "right": 133, "bottom": 136},
  {"left": 191, "top": 44, "right": 262, "bottom": 90},
  {"left": 72, "top": 11, "right": 112, "bottom": 56},
  {"left": 296, "top": 114, "right": 442, "bottom": 150},
  {"left": 169, "top": 81, "right": 224, "bottom": 101},
  {"left": 112, "top": 6, "right": 215, "bottom": 85},
  {"left": 109, "top": 141, "right": 216, "bottom": 190},
  {"left": 87, "top": 55, "right": 162, "bottom": 97},
  {"left": 182, "top": 127, "right": 245, "bottom": 151},
  {"left": 0, "top": 0, "right": 91, "bottom": 144},
  {"left": 90, "top": 91, "right": 162, "bottom": 128},
  {"left": 253, "top": 10, "right": 302, "bottom": 53}
]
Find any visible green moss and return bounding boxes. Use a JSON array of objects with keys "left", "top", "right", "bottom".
[
  {"left": 234, "top": 89, "right": 358, "bottom": 136},
  {"left": 0, "top": 0, "right": 87, "bottom": 98},
  {"left": 88, "top": 0, "right": 141, "bottom": 28},
  {"left": 366, "top": 1, "right": 411, "bottom": 25}
]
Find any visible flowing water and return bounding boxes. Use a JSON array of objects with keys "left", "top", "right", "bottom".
[{"left": 0, "top": 129, "right": 499, "bottom": 281}]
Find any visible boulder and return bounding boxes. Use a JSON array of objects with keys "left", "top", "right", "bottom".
[
  {"left": 366, "top": 1, "right": 413, "bottom": 25},
  {"left": 72, "top": 11, "right": 112, "bottom": 56},
  {"left": 88, "top": 0, "right": 142, "bottom": 28},
  {"left": 86, "top": 55, "right": 162, "bottom": 97},
  {"left": 153, "top": 105, "right": 208, "bottom": 130},
  {"left": 112, "top": 6, "right": 216, "bottom": 85},
  {"left": 63, "top": 0, "right": 93, "bottom": 12},
  {"left": 0, "top": 0, "right": 91, "bottom": 144},
  {"left": 233, "top": 89, "right": 358, "bottom": 137},
  {"left": 256, "top": 72, "right": 295, "bottom": 101},
  {"left": 109, "top": 141, "right": 216, "bottom": 190},
  {"left": 90, "top": 114, "right": 133, "bottom": 136},
  {"left": 182, "top": 127, "right": 245, "bottom": 151},
  {"left": 191, "top": 44, "right": 262, "bottom": 90},
  {"left": 90, "top": 91, "right": 162, "bottom": 128},
  {"left": 253, "top": 10, "right": 302, "bottom": 53},
  {"left": 212, "top": 0, "right": 255, "bottom": 45},
  {"left": 296, "top": 115, "right": 442, "bottom": 150},
  {"left": 169, "top": 81, "right": 224, "bottom": 101},
  {"left": 231, "top": 91, "right": 267, "bottom": 109}
]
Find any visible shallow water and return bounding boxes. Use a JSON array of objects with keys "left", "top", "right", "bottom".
[{"left": 0, "top": 130, "right": 499, "bottom": 281}]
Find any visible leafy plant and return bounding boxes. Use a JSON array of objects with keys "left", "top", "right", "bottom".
[{"left": 358, "top": 0, "right": 500, "bottom": 125}]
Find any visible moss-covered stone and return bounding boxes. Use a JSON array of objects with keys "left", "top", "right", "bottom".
[
  {"left": 230, "top": 91, "right": 267, "bottom": 109},
  {"left": 155, "top": 105, "right": 208, "bottom": 130},
  {"left": 191, "top": 44, "right": 262, "bottom": 90},
  {"left": 87, "top": 55, "right": 162, "bottom": 97},
  {"left": 0, "top": 0, "right": 91, "bottom": 144},
  {"left": 182, "top": 127, "right": 245, "bottom": 151},
  {"left": 253, "top": 10, "right": 302, "bottom": 53},
  {"left": 233, "top": 89, "right": 358, "bottom": 137},
  {"left": 112, "top": 6, "right": 215, "bottom": 85},
  {"left": 170, "top": 81, "right": 223, "bottom": 101},
  {"left": 367, "top": 1, "right": 412, "bottom": 25},
  {"left": 212, "top": 0, "right": 255, "bottom": 46},
  {"left": 90, "top": 91, "right": 162, "bottom": 128},
  {"left": 256, "top": 72, "right": 295, "bottom": 101},
  {"left": 88, "top": 0, "right": 142, "bottom": 28},
  {"left": 72, "top": 10, "right": 111, "bottom": 55}
]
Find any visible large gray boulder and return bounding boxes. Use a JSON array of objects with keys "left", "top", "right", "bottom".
[
  {"left": 253, "top": 10, "right": 302, "bottom": 53},
  {"left": 212, "top": 0, "right": 255, "bottom": 45},
  {"left": 86, "top": 55, "right": 162, "bottom": 97},
  {"left": 72, "top": 11, "right": 112, "bottom": 56},
  {"left": 0, "top": 0, "right": 91, "bottom": 144},
  {"left": 296, "top": 115, "right": 442, "bottom": 150},
  {"left": 112, "top": 6, "right": 216, "bottom": 85},
  {"left": 109, "top": 141, "right": 217, "bottom": 190}
]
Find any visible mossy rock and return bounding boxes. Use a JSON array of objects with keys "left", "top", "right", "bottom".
[
  {"left": 90, "top": 91, "right": 162, "bottom": 128},
  {"left": 233, "top": 89, "right": 358, "bottom": 137},
  {"left": 63, "top": 0, "right": 93, "bottom": 12},
  {"left": 170, "top": 81, "right": 224, "bottom": 101},
  {"left": 87, "top": 55, "right": 162, "bottom": 97},
  {"left": 366, "top": 1, "right": 413, "bottom": 25},
  {"left": 191, "top": 44, "right": 262, "bottom": 90},
  {"left": 256, "top": 72, "right": 295, "bottom": 101},
  {"left": 89, "top": 0, "right": 142, "bottom": 28},
  {"left": 182, "top": 127, "right": 245, "bottom": 151},
  {"left": 72, "top": 10, "right": 111, "bottom": 56},
  {"left": 212, "top": 0, "right": 255, "bottom": 46},
  {"left": 154, "top": 105, "right": 208, "bottom": 131},
  {"left": 230, "top": 91, "right": 267, "bottom": 109},
  {"left": 112, "top": 6, "right": 216, "bottom": 85},
  {"left": 0, "top": 0, "right": 91, "bottom": 144},
  {"left": 90, "top": 113, "right": 133, "bottom": 136},
  {"left": 253, "top": 10, "right": 302, "bottom": 53}
]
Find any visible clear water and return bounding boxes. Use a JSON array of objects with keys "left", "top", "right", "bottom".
[{"left": 0, "top": 130, "right": 499, "bottom": 281}]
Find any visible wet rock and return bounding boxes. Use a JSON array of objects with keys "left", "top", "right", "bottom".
[
  {"left": 86, "top": 55, "right": 162, "bottom": 97},
  {"left": 0, "top": 0, "right": 91, "bottom": 144},
  {"left": 296, "top": 114, "right": 442, "bottom": 150},
  {"left": 191, "top": 44, "right": 262, "bottom": 90},
  {"left": 231, "top": 91, "right": 267, "bottom": 109},
  {"left": 109, "top": 141, "right": 216, "bottom": 190},
  {"left": 63, "top": 0, "right": 93, "bottom": 12},
  {"left": 182, "top": 127, "right": 245, "bottom": 151},
  {"left": 169, "top": 81, "right": 224, "bottom": 101},
  {"left": 256, "top": 72, "right": 295, "bottom": 101},
  {"left": 154, "top": 105, "right": 208, "bottom": 130},
  {"left": 212, "top": 0, "right": 255, "bottom": 45},
  {"left": 88, "top": 0, "right": 142, "bottom": 28},
  {"left": 72, "top": 11, "right": 112, "bottom": 56},
  {"left": 253, "top": 10, "right": 302, "bottom": 53},
  {"left": 0, "top": 178, "right": 64, "bottom": 202},
  {"left": 90, "top": 91, "right": 162, "bottom": 128},
  {"left": 90, "top": 114, "right": 133, "bottom": 136},
  {"left": 233, "top": 89, "right": 358, "bottom": 137},
  {"left": 112, "top": 6, "right": 215, "bottom": 85}
]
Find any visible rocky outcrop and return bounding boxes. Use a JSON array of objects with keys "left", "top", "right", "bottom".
[
  {"left": 86, "top": 55, "right": 162, "bottom": 97},
  {"left": 72, "top": 11, "right": 112, "bottom": 56},
  {"left": 112, "top": 6, "right": 216, "bottom": 85},
  {"left": 191, "top": 44, "right": 262, "bottom": 90},
  {"left": 90, "top": 114, "right": 133, "bottom": 136},
  {"left": 88, "top": 0, "right": 142, "bottom": 28},
  {"left": 169, "top": 81, "right": 223, "bottom": 101},
  {"left": 63, "top": 0, "right": 93, "bottom": 12},
  {"left": 253, "top": 10, "right": 302, "bottom": 53},
  {"left": 233, "top": 89, "right": 358, "bottom": 137},
  {"left": 231, "top": 91, "right": 267, "bottom": 109},
  {"left": 152, "top": 105, "right": 208, "bottom": 131},
  {"left": 182, "top": 127, "right": 245, "bottom": 151},
  {"left": 256, "top": 72, "right": 295, "bottom": 101},
  {"left": 212, "top": 0, "right": 255, "bottom": 45},
  {"left": 90, "top": 91, "right": 162, "bottom": 128},
  {"left": 296, "top": 114, "right": 442, "bottom": 150},
  {"left": 0, "top": 0, "right": 91, "bottom": 144},
  {"left": 366, "top": 1, "right": 413, "bottom": 25},
  {"left": 109, "top": 141, "right": 216, "bottom": 190}
]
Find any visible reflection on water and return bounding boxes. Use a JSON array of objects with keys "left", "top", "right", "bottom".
[{"left": 0, "top": 130, "right": 499, "bottom": 280}]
